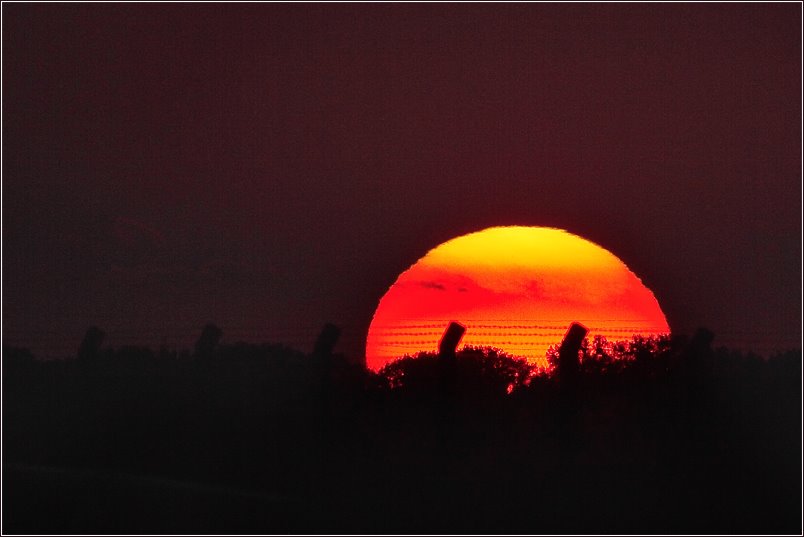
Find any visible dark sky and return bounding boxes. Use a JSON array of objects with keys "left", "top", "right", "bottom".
[{"left": 3, "top": 3, "right": 801, "bottom": 360}]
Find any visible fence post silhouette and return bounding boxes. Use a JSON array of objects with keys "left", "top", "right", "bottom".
[
  {"left": 555, "top": 322, "right": 588, "bottom": 470},
  {"left": 685, "top": 327, "right": 715, "bottom": 378},
  {"left": 682, "top": 327, "right": 716, "bottom": 440},
  {"left": 436, "top": 321, "right": 466, "bottom": 397},
  {"left": 434, "top": 321, "right": 466, "bottom": 469},
  {"left": 194, "top": 323, "right": 222, "bottom": 360},
  {"left": 78, "top": 326, "right": 105, "bottom": 363},
  {"left": 313, "top": 323, "right": 341, "bottom": 359},
  {"left": 438, "top": 321, "right": 466, "bottom": 361},
  {"left": 557, "top": 322, "right": 587, "bottom": 387},
  {"left": 314, "top": 322, "right": 341, "bottom": 413},
  {"left": 314, "top": 322, "right": 341, "bottom": 392}
]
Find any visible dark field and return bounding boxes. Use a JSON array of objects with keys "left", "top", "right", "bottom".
[{"left": 3, "top": 330, "right": 801, "bottom": 534}]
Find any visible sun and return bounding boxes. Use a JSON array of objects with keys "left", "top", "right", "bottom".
[{"left": 365, "top": 226, "right": 670, "bottom": 371}]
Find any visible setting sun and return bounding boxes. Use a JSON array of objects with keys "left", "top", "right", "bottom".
[{"left": 366, "top": 226, "right": 670, "bottom": 371}]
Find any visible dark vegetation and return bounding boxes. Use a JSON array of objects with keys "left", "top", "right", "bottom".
[{"left": 3, "top": 323, "right": 801, "bottom": 534}]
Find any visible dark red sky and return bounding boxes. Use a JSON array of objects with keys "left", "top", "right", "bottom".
[{"left": 3, "top": 3, "right": 801, "bottom": 359}]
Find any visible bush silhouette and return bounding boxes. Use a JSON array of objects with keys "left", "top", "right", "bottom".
[{"left": 378, "top": 345, "right": 535, "bottom": 395}]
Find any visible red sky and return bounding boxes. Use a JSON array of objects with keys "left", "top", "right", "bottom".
[{"left": 3, "top": 3, "right": 801, "bottom": 360}]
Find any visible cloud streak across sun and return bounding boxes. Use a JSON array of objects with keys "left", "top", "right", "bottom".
[{"left": 366, "top": 226, "right": 670, "bottom": 371}]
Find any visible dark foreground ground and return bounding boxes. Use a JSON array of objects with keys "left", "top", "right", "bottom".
[{"left": 3, "top": 336, "right": 801, "bottom": 534}]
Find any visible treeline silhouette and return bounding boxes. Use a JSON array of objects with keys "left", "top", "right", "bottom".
[{"left": 3, "top": 322, "right": 801, "bottom": 533}]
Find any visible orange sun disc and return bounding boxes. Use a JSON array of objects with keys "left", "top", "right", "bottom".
[{"left": 365, "top": 226, "right": 670, "bottom": 371}]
